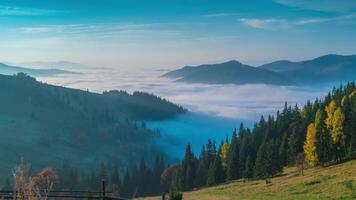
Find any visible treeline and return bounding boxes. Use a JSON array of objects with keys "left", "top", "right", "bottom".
[
  {"left": 0, "top": 156, "right": 167, "bottom": 198},
  {"left": 56, "top": 156, "right": 166, "bottom": 198},
  {"left": 170, "top": 82, "right": 356, "bottom": 191}
]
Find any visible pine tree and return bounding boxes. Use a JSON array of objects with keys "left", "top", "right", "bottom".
[
  {"left": 206, "top": 163, "right": 216, "bottom": 186},
  {"left": 243, "top": 155, "right": 253, "bottom": 179},
  {"left": 314, "top": 109, "right": 332, "bottom": 165},
  {"left": 207, "top": 155, "right": 225, "bottom": 186},
  {"left": 181, "top": 144, "right": 196, "bottom": 190},
  {"left": 278, "top": 133, "right": 288, "bottom": 166},
  {"left": 194, "top": 145, "right": 209, "bottom": 187},
  {"left": 121, "top": 168, "right": 132, "bottom": 198},
  {"left": 287, "top": 129, "right": 297, "bottom": 166},
  {"left": 226, "top": 129, "right": 239, "bottom": 180},
  {"left": 304, "top": 123, "right": 318, "bottom": 166},
  {"left": 254, "top": 140, "right": 279, "bottom": 178},
  {"left": 110, "top": 165, "right": 121, "bottom": 194},
  {"left": 348, "top": 90, "right": 356, "bottom": 157}
]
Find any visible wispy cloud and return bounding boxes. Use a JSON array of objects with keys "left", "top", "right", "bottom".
[
  {"left": 240, "top": 14, "right": 356, "bottom": 29},
  {"left": 0, "top": 5, "right": 64, "bottom": 16},
  {"left": 239, "top": 18, "right": 289, "bottom": 29},
  {"left": 202, "top": 12, "right": 240, "bottom": 17},
  {"left": 21, "top": 24, "right": 155, "bottom": 34},
  {"left": 16, "top": 23, "right": 187, "bottom": 45},
  {"left": 274, "top": 0, "right": 356, "bottom": 13}
]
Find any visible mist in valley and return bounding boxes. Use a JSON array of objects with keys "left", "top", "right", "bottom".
[{"left": 37, "top": 67, "right": 332, "bottom": 157}]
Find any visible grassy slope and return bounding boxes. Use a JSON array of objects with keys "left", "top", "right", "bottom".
[{"left": 142, "top": 160, "right": 356, "bottom": 200}]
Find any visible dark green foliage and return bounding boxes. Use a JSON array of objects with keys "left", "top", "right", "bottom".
[
  {"left": 1, "top": 177, "right": 11, "bottom": 191},
  {"left": 207, "top": 155, "right": 225, "bottom": 186},
  {"left": 0, "top": 73, "right": 185, "bottom": 176},
  {"left": 170, "top": 82, "right": 356, "bottom": 193},
  {"left": 169, "top": 191, "right": 183, "bottom": 200},
  {"left": 243, "top": 155, "right": 253, "bottom": 179},
  {"left": 287, "top": 130, "right": 297, "bottom": 166},
  {"left": 254, "top": 140, "right": 281, "bottom": 178},
  {"left": 227, "top": 129, "right": 239, "bottom": 180}
]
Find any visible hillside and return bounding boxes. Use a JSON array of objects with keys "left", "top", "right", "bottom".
[
  {"left": 143, "top": 160, "right": 356, "bottom": 200},
  {"left": 0, "top": 73, "right": 185, "bottom": 176},
  {"left": 162, "top": 60, "right": 292, "bottom": 85},
  {"left": 260, "top": 54, "right": 356, "bottom": 83},
  {"left": 163, "top": 54, "right": 356, "bottom": 85},
  {"left": 0, "top": 62, "right": 77, "bottom": 77}
]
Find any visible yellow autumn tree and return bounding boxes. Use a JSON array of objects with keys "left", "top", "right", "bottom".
[
  {"left": 220, "top": 142, "right": 229, "bottom": 168},
  {"left": 304, "top": 123, "right": 318, "bottom": 166},
  {"left": 299, "top": 107, "right": 307, "bottom": 119},
  {"left": 331, "top": 107, "right": 345, "bottom": 144},
  {"left": 325, "top": 100, "right": 337, "bottom": 129}
]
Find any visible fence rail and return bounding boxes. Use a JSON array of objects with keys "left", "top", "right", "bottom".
[{"left": 0, "top": 180, "right": 130, "bottom": 200}]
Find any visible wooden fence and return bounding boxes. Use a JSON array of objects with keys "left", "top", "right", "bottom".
[{"left": 0, "top": 180, "right": 130, "bottom": 200}]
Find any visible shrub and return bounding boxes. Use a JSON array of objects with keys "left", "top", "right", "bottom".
[{"left": 169, "top": 191, "right": 183, "bottom": 200}]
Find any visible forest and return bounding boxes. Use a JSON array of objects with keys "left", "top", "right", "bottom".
[
  {"left": 13, "top": 82, "right": 352, "bottom": 199},
  {"left": 0, "top": 73, "right": 185, "bottom": 179},
  {"left": 169, "top": 82, "right": 356, "bottom": 193}
]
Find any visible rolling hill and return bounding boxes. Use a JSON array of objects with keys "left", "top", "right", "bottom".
[
  {"left": 163, "top": 54, "right": 356, "bottom": 85},
  {"left": 162, "top": 60, "right": 292, "bottom": 85},
  {"left": 0, "top": 73, "right": 185, "bottom": 176}
]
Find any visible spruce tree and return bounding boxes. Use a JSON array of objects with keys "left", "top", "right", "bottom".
[
  {"left": 226, "top": 129, "right": 239, "bottom": 181},
  {"left": 287, "top": 129, "right": 297, "bottom": 166}
]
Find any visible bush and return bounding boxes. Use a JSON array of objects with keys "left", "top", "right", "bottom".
[{"left": 169, "top": 191, "right": 183, "bottom": 200}]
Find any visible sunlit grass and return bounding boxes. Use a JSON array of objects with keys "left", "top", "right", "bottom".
[{"left": 141, "top": 160, "right": 356, "bottom": 200}]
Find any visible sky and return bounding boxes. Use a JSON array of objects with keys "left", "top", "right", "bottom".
[{"left": 1, "top": 0, "right": 356, "bottom": 68}]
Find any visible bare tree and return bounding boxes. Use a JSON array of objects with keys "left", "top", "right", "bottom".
[
  {"left": 296, "top": 153, "right": 308, "bottom": 176},
  {"left": 13, "top": 163, "right": 58, "bottom": 200}
]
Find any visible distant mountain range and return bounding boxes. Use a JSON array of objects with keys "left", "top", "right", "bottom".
[
  {"left": 0, "top": 62, "right": 78, "bottom": 77},
  {"left": 163, "top": 54, "right": 356, "bottom": 85},
  {"left": 20, "top": 61, "right": 86, "bottom": 69}
]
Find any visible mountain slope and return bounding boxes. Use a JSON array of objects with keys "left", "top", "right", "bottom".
[
  {"left": 0, "top": 63, "right": 77, "bottom": 77},
  {"left": 143, "top": 160, "right": 356, "bottom": 200},
  {"left": 0, "top": 73, "right": 185, "bottom": 176},
  {"left": 163, "top": 60, "right": 293, "bottom": 85},
  {"left": 260, "top": 54, "right": 356, "bottom": 83}
]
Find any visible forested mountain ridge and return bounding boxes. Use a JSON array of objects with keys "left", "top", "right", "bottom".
[
  {"left": 0, "top": 73, "right": 185, "bottom": 177},
  {"left": 260, "top": 54, "right": 356, "bottom": 83},
  {"left": 0, "top": 62, "right": 77, "bottom": 77},
  {"left": 163, "top": 54, "right": 356, "bottom": 85},
  {"left": 163, "top": 60, "right": 293, "bottom": 85},
  {"left": 168, "top": 82, "right": 356, "bottom": 194}
]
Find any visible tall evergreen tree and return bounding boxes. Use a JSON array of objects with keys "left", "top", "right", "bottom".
[
  {"left": 287, "top": 129, "right": 297, "bottom": 166},
  {"left": 226, "top": 129, "right": 239, "bottom": 180}
]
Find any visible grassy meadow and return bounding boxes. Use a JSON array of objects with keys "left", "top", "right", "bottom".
[{"left": 141, "top": 160, "right": 356, "bottom": 200}]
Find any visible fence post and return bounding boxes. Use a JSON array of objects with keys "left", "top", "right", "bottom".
[{"left": 101, "top": 179, "right": 106, "bottom": 200}]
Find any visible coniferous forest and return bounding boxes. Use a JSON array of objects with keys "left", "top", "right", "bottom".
[
  {"left": 14, "top": 82, "right": 353, "bottom": 199},
  {"left": 1, "top": 74, "right": 355, "bottom": 199},
  {"left": 169, "top": 82, "right": 356, "bottom": 193}
]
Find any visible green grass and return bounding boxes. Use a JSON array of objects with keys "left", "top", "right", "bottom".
[{"left": 141, "top": 160, "right": 356, "bottom": 200}]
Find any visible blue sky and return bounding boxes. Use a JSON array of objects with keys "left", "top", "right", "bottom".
[{"left": 0, "top": 0, "right": 356, "bottom": 68}]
